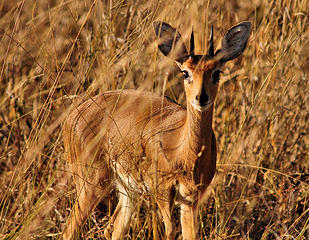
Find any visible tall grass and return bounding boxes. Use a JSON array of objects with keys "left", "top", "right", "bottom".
[{"left": 0, "top": 0, "right": 308, "bottom": 239}]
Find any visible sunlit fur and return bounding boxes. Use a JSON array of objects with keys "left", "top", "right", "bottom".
[
  {"left": 62, "top": 89, "right": 216, "bottom": 240},
  {"left": 62, "top": 21, "right": 250, "bottom": 240}
]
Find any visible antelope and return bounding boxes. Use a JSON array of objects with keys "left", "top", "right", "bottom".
[{"left": 62, "top": 21, "right": 251, "bottom": 240}]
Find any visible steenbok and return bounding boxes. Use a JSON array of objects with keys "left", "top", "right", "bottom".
[{"left": 62, "top": 21, "right": 251, "bottom": 240}]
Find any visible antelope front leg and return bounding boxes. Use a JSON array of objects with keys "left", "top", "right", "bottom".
[
  {"left": 180, "top": 203, "right": 199, "bottom": 240},
  {"left": 157, "top": 199, "right": 176, "bottom": 240}
]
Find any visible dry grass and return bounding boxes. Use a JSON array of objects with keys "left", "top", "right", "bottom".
[{"left": 0, "top": 0, "right": 308, "bottom": 239}]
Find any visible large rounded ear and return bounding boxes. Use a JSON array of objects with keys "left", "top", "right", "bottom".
[
  {"left": 216, "top": 21, "right": 251, "bottom": 63},
  {"left": 153, "top": 21, "right": 188, "bottom": 62}
]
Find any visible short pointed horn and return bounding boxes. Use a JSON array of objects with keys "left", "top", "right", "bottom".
[
  {"left": 190, "top": 27, "right": 194, "bottom": 56},
  {"left": 208, "top": 25, "right": 214, "bottom": 57}
]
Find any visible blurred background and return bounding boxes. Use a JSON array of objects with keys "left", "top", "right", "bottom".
[{"left": 0, "top": 0, "right": 308, "bottom": 239}]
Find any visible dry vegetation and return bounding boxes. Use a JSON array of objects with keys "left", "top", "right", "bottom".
[{"left": 0, "top": 0, "right": 308, "bottom": 239}]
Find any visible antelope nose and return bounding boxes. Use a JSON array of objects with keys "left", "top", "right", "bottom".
[{"left": 196, "top": 93, "right": 208, "bottom": 106}]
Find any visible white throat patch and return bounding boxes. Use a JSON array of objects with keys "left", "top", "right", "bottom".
[{"left": 190, "top": 101, "right": 213, "bottom": 112}]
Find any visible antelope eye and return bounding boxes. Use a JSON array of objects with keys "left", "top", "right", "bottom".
[
  {"left": 212, "top": 70, "right": 222, "bottom": 84},
  {"left": 181, "top": 70, "right": 189, "bottom": 79}
]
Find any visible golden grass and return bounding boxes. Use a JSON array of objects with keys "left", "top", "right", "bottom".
[{"left": 0, "top": 0, "right": 308, "bottom": 239}]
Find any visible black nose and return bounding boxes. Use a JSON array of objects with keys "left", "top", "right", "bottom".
[
  {"left": 196, "top": 85, "right": 208, "bottom": 106},
  {"left": 196, "top": 92, "right": 208, "bottom": 106}
]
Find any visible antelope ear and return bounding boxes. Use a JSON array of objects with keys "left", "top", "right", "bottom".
[
  {"left": 153, "top": 21, "right": 188, "bottom": 62},
  {"left": 216, "top": 21, "right": 251, "bottom": 62}
]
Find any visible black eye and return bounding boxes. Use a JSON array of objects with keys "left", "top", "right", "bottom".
[
  {"left": 212, "top": 70, "right": 222, "bottom": 84},
  {"left": 181, "top": 70, "right": 189, "bottom": 79}
]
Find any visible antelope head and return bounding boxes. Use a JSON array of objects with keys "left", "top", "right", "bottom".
[{"left": 153, "top": 21, "right": 251, "bottom": 112}]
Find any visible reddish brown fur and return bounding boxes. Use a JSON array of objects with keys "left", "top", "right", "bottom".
[
  {"left": 62, "top": 21, "right": 250, "bottom": 240},
  {"left": 62, "top": 61, "right": 218, "bottom": 239}
]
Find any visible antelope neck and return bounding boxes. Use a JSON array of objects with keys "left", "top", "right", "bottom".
[{"left": 183, "top": 100, "right": 214, "bottom": 157}]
